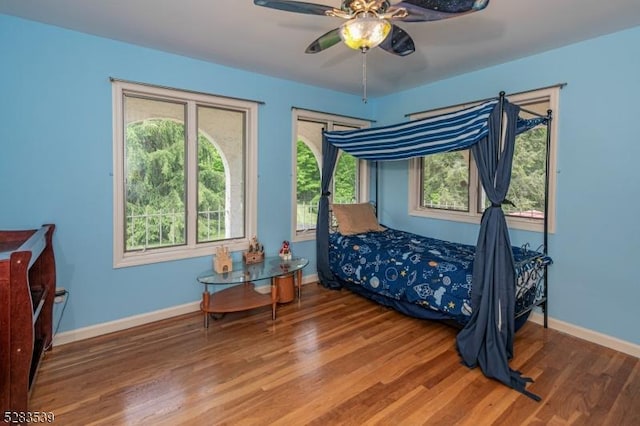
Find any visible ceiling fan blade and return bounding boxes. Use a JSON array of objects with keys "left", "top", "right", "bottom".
[
  {"left": 253, "top": 0, "right": 335, "bottom": 16},
  {"left": 305, "top": 28, "right": 342, "bottom": 53},
  {"left": 379, "top": 25, "right": 415, "bottom": 56},
  {"left": 391, "top": 0, "right": 489, "bottom": 22}
]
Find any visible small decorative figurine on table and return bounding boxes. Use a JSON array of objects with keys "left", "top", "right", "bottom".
[
  {"left": 243, "top": 235, "right": 265, "bottom": 264},
  {"left": 213, "top": 245, "right": 232, "bottom": 273},
  {"left": 279, "top": 240, "right": 292, "bottom": 261}
]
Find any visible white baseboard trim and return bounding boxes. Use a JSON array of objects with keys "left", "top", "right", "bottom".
[
  {"left": 529, "top": 311, "right": 640, "bottom": 359},
  {"left": 53, "top": 274, "right": 320, "bottom": 347},
  {"left": 53, "top": 300, "right": 201, "bottom": 346}
]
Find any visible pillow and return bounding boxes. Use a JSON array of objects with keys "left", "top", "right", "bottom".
[{"left": 331, "top": 203, "right": 385, "bottom": 235}]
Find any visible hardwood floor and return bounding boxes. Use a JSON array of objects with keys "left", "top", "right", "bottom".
[{"left": 30, "top": 284, "right": 639, "bottom": 425}]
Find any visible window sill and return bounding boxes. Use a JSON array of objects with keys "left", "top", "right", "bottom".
[
  {"left": 293, "top": 229, "right": 316, "bottom": 243},
  {"left": 113, "top": 239, "right": 248, "bottom": 268},
  {"left": 409, "top": 207, "right": 553, "bottom": 234}
]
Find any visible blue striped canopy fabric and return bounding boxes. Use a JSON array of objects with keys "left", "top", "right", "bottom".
[
  {"left": 323, "top": 99, "right": 546, "bottom": 161},
  {"left": 324, "top": 99, "right": 499, "bottom": 161}
]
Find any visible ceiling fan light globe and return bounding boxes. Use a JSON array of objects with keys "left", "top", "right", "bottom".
[{"left": 339, "top": 16, "right": 391, "bottom": 51}]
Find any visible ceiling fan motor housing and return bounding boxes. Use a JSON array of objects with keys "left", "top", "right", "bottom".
[{"left": 343, "top": 1, "right": 391, "bottom": 15}]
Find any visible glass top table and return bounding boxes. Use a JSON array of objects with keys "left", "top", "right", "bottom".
[
  {"left": 197, "top": 256, "right": 308, "bottom": 285},
  {"left": 196, "top": 256, "right": 308, "bottom": 327}
]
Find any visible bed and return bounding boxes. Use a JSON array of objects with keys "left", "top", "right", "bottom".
[
  {"left": 317, "top": 94, "right": 553, "bottom": 399},
  {"left": 328, "top": 225, "right": 551, "bottom": 329}
]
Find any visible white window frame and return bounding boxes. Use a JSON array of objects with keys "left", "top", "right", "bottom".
[
  {"left": 112, "top": 81, "right": 258, "bottom": 268},
  {"left": 291, "top": 109, "right": 371, "bottom": 242},
  {"left": 408, "top": 87, "right": 559, "bottom": 233}
]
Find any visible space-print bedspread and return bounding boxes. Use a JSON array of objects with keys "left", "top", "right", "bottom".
[{"left": 328, "top": 228, "right": 552, "bottom": 323}]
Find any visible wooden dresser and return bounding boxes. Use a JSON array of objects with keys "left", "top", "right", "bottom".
[{"left": 0, "top": 224, "right": 56, "bottom": 413}]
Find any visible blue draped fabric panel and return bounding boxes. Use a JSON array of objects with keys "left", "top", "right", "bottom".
[
  {"left": 317, "top": 136, "right": 341, "bottom": 289},
  {"left": 456, "top": 101, "right": 541, "bottom": 400}
]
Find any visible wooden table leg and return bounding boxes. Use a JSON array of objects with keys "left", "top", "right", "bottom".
[
  {"left": 296, "top": 269, "right": 302, "bottom": 301},
  {"left": 202, "top": 291, "right": 210, "bottom": 328},
  {"left": 270, "top": 278, "right": 278, "bottom": 320}
]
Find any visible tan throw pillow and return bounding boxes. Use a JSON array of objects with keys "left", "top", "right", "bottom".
[{"left": 331, "top": 203, "right": 384, "bottom": 235}]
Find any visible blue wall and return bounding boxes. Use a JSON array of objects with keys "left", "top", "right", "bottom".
[
  {"left": 374, "top": 26, "right": 640, "bottom": 345},
  {"left": 2, "top": 14, "right": 638, "bottom": 345},
  {"left": 0, "top": 15, "right": 371, "bottom": 333}
]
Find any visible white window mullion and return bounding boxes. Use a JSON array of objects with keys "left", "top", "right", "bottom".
[
  {"left": 358, "top": 159, "right": 370, "bottom": 203},
  {"left": 470, "top": 154, "right": 480, "bottom": 214},
  {"left": 186, "top": 101, "right": 198, "bottom": 248},
  {"left": 244, "top": 104, "right": 258, "bottom": 242},
  {"left": 112, "top": 83, "right": 126, "bottom": 264}
]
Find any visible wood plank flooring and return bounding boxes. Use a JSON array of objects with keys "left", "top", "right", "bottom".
[{"left": 30, "top": 283, "right": 639, "bottom": 425}]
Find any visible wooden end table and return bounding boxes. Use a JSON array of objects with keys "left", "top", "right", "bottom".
[{"left": 196, "top": 256, "right": 308, "bottom": 328}]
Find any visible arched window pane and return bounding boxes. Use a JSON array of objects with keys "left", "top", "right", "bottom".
[
  {"left": 296, "top": 140, "right": 320, "bottom": 231},
  {"left": 292, "top": 111, "right": 369, "bottom": 239},
  {"left": 197, "top": 134, "right": 226, "bottom": 243},
  {"left": 124, "top": 100, "right": 187, "bottom": 251},
  {"left": 333, "top": 153, "right": 357, "bottom": 204}
]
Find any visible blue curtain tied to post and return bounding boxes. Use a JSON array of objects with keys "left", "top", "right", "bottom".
[
  {"left": 317, "top": 139, "right": 341, "bottom": 289},
  {"left": 317, "top": 97, "right": 545, "bottom": 400}
]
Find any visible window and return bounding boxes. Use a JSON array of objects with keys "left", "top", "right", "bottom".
[
  {"left": 112, "top": 81, "right": 258, "bottom": 267},
  {"left": 292, "top": 110, "right": 370, "bottom": 241},
  {"left": 409, "top": 87, "right": 559, "bottom": 232}
]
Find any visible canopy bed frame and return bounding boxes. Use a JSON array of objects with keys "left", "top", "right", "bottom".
[{"left": 316, "top": 92, "right": 553, "bottom": 400}]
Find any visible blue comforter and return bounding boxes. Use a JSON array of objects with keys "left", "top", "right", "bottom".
[{"left": 329, "top": 228, "right": 550, "bottom": 323}]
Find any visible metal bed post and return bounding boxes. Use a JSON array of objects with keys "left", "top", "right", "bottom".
[
  {"left": 498, "top": 91, "right": 506, "bottom": 163},
  {"left": 374, "top": 160, "right": 379, "bottom": 218},
  {"left": 542, "top": 108, "right": 553, "bottom": 329},
  {"left": 504, "top": 93, "right": 553, "bottom": 328}
]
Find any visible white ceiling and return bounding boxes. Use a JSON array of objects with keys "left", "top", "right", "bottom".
[{"left": 2, "top": 0, "right": 640, "bottom": 97}]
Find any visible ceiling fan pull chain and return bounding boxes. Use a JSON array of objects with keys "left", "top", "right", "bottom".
[{"left": 362, "top": 49, "right": 368, "bottom": 103}]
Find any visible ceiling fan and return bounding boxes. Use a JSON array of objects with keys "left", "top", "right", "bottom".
[{"left": 253, "top": 0, "right": 490, "bottom": 56}]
